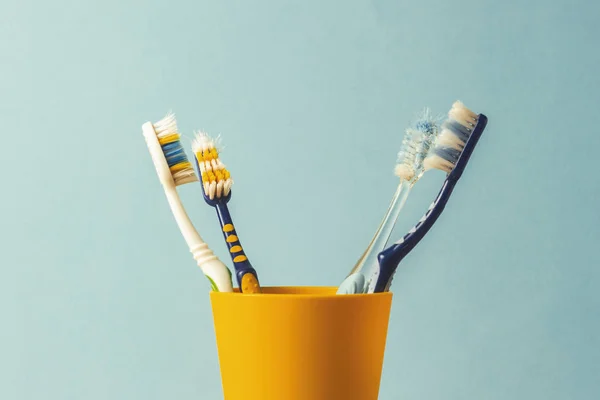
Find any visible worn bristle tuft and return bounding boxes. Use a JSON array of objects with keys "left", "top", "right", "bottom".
[
  {"left": 424, "top": 101, "right": 479, "bottom": 173},
  {"left": 395, "top": 129, "right": 419, "bottom": 181},
  {"left": 395, "top": 108, "right": 440, "bottom": 181},
  {"left": 449, "top": 101, "right": 478, "bottom": 129},
  {"left": 153, "top": 113, "right": 197, "bottom": 186},
  {"left": 192, "top": 131, "right": 233, "bottom": 200},
  {"left": 412, "top": 108, "right": 440, "bottom": 178}
]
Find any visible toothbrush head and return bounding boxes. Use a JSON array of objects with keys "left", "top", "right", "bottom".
[
  {"left": 394, "top": 108, "right": 440, "bottom": 182},
  {"left": 192, "top": 132, "right": 233, "bottom": 203},
  {"left": 142, "top": 113, "right": 198, "bottom": 187},
  {"left": 424, "top": 101, "right": 488, "bottom": 180}
]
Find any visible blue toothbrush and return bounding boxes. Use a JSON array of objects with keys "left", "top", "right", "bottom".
[
  {"left": 374, "top": 101, "right": 488, "bottom": 292},
  {"left": 192, "top": 132, "right": 261, "bottom": 294}
]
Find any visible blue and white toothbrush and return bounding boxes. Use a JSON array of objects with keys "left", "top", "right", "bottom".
[
  {"left": 337, "top": 109, "right": 439, "bottom": 294},
  {"left": 373, "top": 101, "right": 488, "bottom": 293}
]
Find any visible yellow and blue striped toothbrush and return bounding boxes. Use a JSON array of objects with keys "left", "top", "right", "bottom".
[{"left": 192, "top": 132, "right": 261, "bottom": 294}]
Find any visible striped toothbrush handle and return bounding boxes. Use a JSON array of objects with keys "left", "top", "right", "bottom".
[{"left": 214, "top": 203, "right": 261, "bottom": 293}]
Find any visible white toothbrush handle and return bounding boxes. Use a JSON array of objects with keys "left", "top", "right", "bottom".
[
  {"left": 164, "top": 184, "right": 234, "bottom": 292},
  {"left": 341, "top": 180, "right": 412, "bottom": 293}
]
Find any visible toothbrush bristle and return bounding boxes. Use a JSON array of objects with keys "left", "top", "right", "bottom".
[
  {"left": 424, "top": 101, "right": 479, "bottom": 174},
  {"left": 395, "top": 130, "right": 418, "bottom": 181},
  {"left": 192, "top": 132, "right": 233, "bottom": 200},
  {"left": 448, "top": 101, "right": 478, "bottom": 128},
  {"left": 412, "top": 108, "right": 439, "bottom": 176},
  {"left": 153, "top": 113, "right": 198, "bottom": 186},
  {"left": 395, "top": 108, "right": 439, "bottom": 181}
]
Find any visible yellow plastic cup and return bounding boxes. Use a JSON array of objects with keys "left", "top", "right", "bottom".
[{"left": 210, "top": 286, "right": 393, "bottom": 400}]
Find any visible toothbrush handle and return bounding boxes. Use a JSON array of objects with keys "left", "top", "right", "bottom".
[
  {"left": 347, "top": 181, "right": 412, "bottom": 290},
  {"left": 163, "top": 187, "right": 234, "bottom": 292},
  {"left": 374, "top": 178, "right": 457, "bottom": 293},
  {"left": 214, "top": 203, "right": 261, "bottom": 294}
]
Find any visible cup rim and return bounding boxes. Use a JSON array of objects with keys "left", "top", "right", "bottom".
[{"left": 209, "top": 285, "right": 393, "bottom": 299}]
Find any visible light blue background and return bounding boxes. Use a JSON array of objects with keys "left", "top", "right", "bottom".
[{"left": 2, "top": 0, "right": 599, "bottom": 399}]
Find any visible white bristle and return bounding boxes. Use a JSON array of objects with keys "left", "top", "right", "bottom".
[
  {"left": 449, "top": 101, "right": 478, "bottom": 129},
  {"left": 394, "top": 164, "right": 414, "bottom": 181},
  {"left": 152, "top": 113, "right": 178, "bottom": 138},
  {"left": 172, "top": 171, "right": 198, "bottom": 185},
  {"left": 224, "top": 180, "right": 233, "bottom": 194},
  {"left": 394, "top": 128, "right": 420, "bottom": 181},
  {"left": 209, "top": 181, "right": 217, "bottom": 200},
  {"left": 191, "top": 131, "right": 213, "bottom": 153},
  {"left": 216, "top": 180, "right": 224, "bottom": 198},
  {"left": 423, "top": 154, "right": 454, "bottom": 174},
  {"left": 436, "top": 127, "right": 465, "bottom": 150}
]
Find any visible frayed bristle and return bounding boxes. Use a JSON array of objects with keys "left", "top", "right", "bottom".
[
  {"left": 423, "top": 153, "right": 455, "bottom": 174},
  {"left": 395, "top": 108, "right": 440, "bottom": 181},
  {"left": 449, "top": 101, "right": 478, "bottom": 129},
  {"left": 152, "top": 113, "right": 197, "bottom": 186},
  {"left": 424, "top": 101, "right": 479, "bottom": 173},
  {"left": 192, "top": 131, "right": 233, "bottom": 200},
  {"left": 412, "top": 108, "right": 440, "bottom": 176},
  {"left": 436, "top": 126, "right": 465, "bottom": 150},
  {"left": 395, "top": 129, "right": 419, "bottom": 181}
]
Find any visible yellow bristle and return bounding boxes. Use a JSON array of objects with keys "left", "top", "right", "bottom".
[
  {"left": 195, "top": 151, "right": 208, "bottom": 162},
  {"left": 158, "top": 133, "right": 180, "bottom": 145},
  {"left": 198, "top": 148, "right": 217, "bottom": 162},
  {"left": 169, "top": 162, "right": 192, "bottom": 172}
]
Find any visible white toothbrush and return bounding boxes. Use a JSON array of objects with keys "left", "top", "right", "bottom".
[{"left": 142, "top": 113, "right": 233, "bottom": 292}]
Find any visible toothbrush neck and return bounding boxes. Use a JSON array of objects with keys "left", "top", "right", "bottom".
[{"left": 380, "top": 178, "right": 457, "bottom": 266}]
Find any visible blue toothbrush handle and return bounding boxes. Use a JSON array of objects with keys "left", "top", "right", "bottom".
[
  {"left": 374, "top": 179, "right": 457, "bottom": 293},
  {"left": 214, "top": 203, "right": 261, "bottom": 293}
]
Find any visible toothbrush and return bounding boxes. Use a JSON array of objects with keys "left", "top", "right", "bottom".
[
  {"left": 192, "top": 132, "right": 261, "bottom": 294},
  {"left": 373, "top": 101, "right": 488, "bottom": 293},
  {"left": 142, "top": 113, "right": 234, "bottom": 292},
  {"left": 337, "top": 110, "right": 439, "bottom": 294}
]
